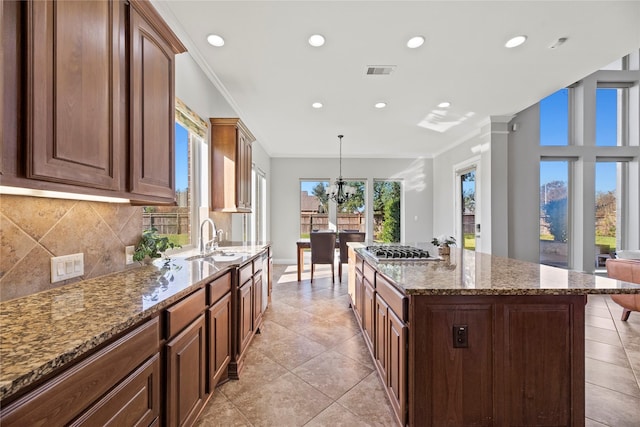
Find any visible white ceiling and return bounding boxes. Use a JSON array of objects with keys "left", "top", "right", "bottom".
[{"left": 155, "top": 1, "right": 640, "bottom": 158}]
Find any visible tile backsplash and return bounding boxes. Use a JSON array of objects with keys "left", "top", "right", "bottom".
[{"left": 0, "top": 195, "right": 142, "bottom": 302}]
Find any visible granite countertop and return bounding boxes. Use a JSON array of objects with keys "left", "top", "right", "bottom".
[
  {"left": 354, "top": 245, "right": 640, "bottom": 296},
  {"left": 0, "top": 242, "right": 269, "bottom": 402}
]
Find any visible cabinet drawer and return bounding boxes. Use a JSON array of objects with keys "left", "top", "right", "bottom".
[
  {"left": 364, "top": 261, "right": 376, "bottom": 286},
  {"left": 209, "top": 272, "right": 232, "bottom": 306},
  {"left": 70, "top": 353, "right": 160, "bottom": 426},
  {"left": 239, "top": 261, "right": 253, "bottom": 285},
  {"left": 0, "top": 318, "right": 160, "bottom": 427},
  {"left": 165, "top": 288, "right": 206, "bottom": 339},
  {"left": 355, "top": 255, "right": 364, "bottom": 273},
  {"left": 376, "top": 274, "right": 407, "bottom": 322}
]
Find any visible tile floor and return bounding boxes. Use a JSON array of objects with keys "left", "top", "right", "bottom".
[{"left": 196, "top": 264, "right": 640, "bottom": 427}]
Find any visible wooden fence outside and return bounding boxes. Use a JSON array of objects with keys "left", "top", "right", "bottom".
[
  {"left": 300, "top": 213, "right": 365, "bottom": 235},
  {"left": 143, "top": 212, "right": 190, "bottom": 235}
]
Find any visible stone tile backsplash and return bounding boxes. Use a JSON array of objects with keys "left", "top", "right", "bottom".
[{"left": 0, "top": 195, "right": 142, "bottom": 302}]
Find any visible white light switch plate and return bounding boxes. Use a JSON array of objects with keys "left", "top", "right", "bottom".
[
  {"left": 51, "top": 253, "right": 84, "bottom": 283},
  {"left": 125, "top": 246, "right": 135, "bottom": 265}
]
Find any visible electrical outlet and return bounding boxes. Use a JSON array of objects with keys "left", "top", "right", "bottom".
[
  {"left": 125, "top": 245, "right": 135, "bottom": 265},
  {"left": 51, "top": 253, "right": 84, "bottom": 283},
  {"left": 453, "top": 324, "right": 469, "bottom": 348}
]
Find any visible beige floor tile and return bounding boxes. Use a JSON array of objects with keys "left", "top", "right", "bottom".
[
  {"left": 585, "top": 357, "right": 640, "bottom": 398},
  {"left": 586, "top": 382, "right": 640, "bottom": 427},
  {"left": 195, "top": 392, "right": 252, "bottom": 427},
  {"left": 251, "top": 329, "right": 328, "bottom": 370},
  {"left": 337, "top": 372, "right": 398, "bottom": 426},
  {"left": 585, "top": 315, "right": 617, "bottom": 331},
  {"left": 297, "top": 317, "right": 360, "bottom": 349},
  {"left": 333, "top": 333, "right": 376, "bottom": 370},
  {"left": 586, "top": 339, "right": 632, "bottom": 367},
  {"left": 219, "top": 347, "right": 288, "bottom": 401},
  {"left": 292, "top": 350, "right": 373, "bottom": 400},
  {"left": 304, "top": 402, "right": 371, "bottom": 427},
  {"left": 585, "top": 325, "right": 624, "bottom": 347},
  {"left": 585, "top": 417, "right": 610, "bottom": 427},
  {"left": 231, "top": 372, "right": 333, "bottom": 427}
]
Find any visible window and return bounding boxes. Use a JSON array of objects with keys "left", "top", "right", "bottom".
[
  {"left": 300, "top": 180, "right": 329, "bottom": 237},
  {"left": 373, "top": 180, "right": 402, "bottom": 242},
  {"left": 250, "top": 166, "right": 267, "bottom": 242},
  {"left": 539, "top": 161, "right": 569, "bottom": 268},
  {"left": 596, "top": 86, "right": 626, "bottom": 146},
  {"left": 461, "top": 170, "right": 476, "bottom": 250},
  {"left": 337, "top": 180, "right": 366, "bottom": 232},
  {"left": 142, "top": 99, "right": 207, "bottom": 249},
  {"left": 595, "top": 161, "right": 624, "bottom": 268},
  {"left": 540, "top": 88, "right": 569, "bottom": 146}
]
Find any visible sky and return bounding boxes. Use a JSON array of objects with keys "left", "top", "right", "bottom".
[{"left": 540, "top": 88, "right": 619, "bottom": 193}]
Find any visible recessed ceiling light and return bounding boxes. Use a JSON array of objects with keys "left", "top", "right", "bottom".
[
  {"left": 407, "top": 36, "right": 425, "bottom": 49},
  {"left": 308, "top": 34, "right": 325, "bottom": 47},
  {"left": 438, "top": 101, "right": 451, "bottom": 108},
  {"left": 206, "top": 34, "right": 225, "bottom": 47},
  {"left": 375, "top": 102, "right": 387, "bottom": 109},
  {"left": 312, "top": 102, "right": 323, "bottom": 109},
  {"left": 505, "top": 35, "right": 527, "bottom": 48}
]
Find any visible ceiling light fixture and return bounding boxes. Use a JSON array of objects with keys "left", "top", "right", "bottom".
[
  {"left": 206, "top": 34, "right": 225, "bottom": 47},
  {"left": 312, "top": 102, "right": 323, "bottom": 109},
  {"left": 407, "top": 36, "right": 425, "bottom": 49},
  {"left": 308, "top": 34, "right": 325, "bottom": 47},
  {"left": 375, "top": 102, "right": 387, "bottom": 109},
  {"left": 505, "top": 35, "right": 527, "bottom": 48},
  {"left": 327, "top": 135, "right": 355, "bottom": 205},
  {"left": 438, "top": 101, "right": 451, "bottom": 108}
]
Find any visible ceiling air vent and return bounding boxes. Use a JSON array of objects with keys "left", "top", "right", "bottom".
[{"left": 366, "top": 65, "right": 396, "bottom": 75}]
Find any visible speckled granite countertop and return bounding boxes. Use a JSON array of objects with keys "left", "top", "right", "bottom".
[
  {"left": 354, "top": 245, "right": 640, "bottom": 296},
  {"left": 0, "top": 243, "right": 269, "bottom": 402}
]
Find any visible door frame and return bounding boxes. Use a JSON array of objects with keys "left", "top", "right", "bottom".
[{"left": 453, "top": 156, "right": 481, "bottom": 251}]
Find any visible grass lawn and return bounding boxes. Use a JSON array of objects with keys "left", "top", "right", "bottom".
[
  {"left": 161, "top": 234, "right": 190, "bottom": 247},
  {"left": 464, "top": 233, "right": 475, "bottom": 251},
  {"left": 595, "top": 235, "right": 616, "bottom": 252}
]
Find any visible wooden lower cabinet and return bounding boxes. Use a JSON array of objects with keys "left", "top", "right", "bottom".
[
  {"left": 165, "top": 314, "right": 206, "bottom": 427},
  {"left": 71, "top": 354, "right": 161, "bottom": 427},
  {"left": 253, "top": 274, "right": 264, "bottom": 331},
  {"left": 362, "top": 277, "right": 375, "bottom": 351},
  {"left": 409, "top": 295, "right": 586, "bottom": 427},
  {"left": 387, "top": 308, "right": 407, "bottom": 423},
  {"left": 0, "top": 318, "right": 160, "bottom": 426},
  {"left": 238, "top": 279, "right": 253, "bottom": 356},
  {"left": 208, "top": 292, "right": 231, "bottom": 391}
]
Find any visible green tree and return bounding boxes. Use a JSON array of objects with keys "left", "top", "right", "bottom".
[
  {"left": 312, "top": 182, "right": 328, "bottom": 213},
  {"left": 544, "top": 197, "right": 567, "bottom": 242},
  {"left": 338, "top": 181, "right": 365, "bottom": 213},
  {"left": 380, "top": 190, "right": 400, "bottom": 242}
]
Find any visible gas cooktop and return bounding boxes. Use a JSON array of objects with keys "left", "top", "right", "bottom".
[{"left": 364, "top": 245, "right": 436, "bottom": 261}]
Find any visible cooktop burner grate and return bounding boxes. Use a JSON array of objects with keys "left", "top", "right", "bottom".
[{"left": 365, "top": 245, "right": 433, "bottom": 261}]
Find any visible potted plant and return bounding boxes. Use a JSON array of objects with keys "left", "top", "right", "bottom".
[
  {"left": 431, "top": 235, "right": 456, "bottom": 256},
  {"left": 133, "top": 227, "right": 181, "bottom": 264}
]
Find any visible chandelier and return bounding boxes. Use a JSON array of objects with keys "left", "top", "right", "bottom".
[{"left": 327, "top": 135, "right": 355, "bottom": 205}]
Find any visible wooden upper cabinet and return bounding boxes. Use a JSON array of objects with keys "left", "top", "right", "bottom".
[
  {"left": 129, "top": 0, "right": 186, "bottom": 202},
  {"left": 25, "top": 0, "right": 125, "bottom": 190},
  {"left": 210, "top": 118, "right": 255, "bottom": 213}
]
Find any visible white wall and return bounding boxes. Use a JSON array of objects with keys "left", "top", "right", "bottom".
[{"left": 271, "top": 157, "right": 433, "bottom": 263}]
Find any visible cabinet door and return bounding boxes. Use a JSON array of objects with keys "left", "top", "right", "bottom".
[
  {"left": 253, "top": 275, "right": 263, "bottom": 331},
  {"left": 387, "top": 308, "right": 407, "bottom": 425},
  {"left": 353, "top": 269, "right": 364, "bottom": 325},
  {"left": 362, "top": 278, "right": 375, "bottom": 351},
  {"left": 207, "top": 293, "right": 231, "bottom": 391},
  {"left": 236, "top": 133, "right": 252, "bottom": 210},
  {"left": 238, "top": 280, "right": 253, "bottom": 354},
  {"left": 129, "top": 5, "right": 175, "bottom": 201},
  {"left": 375, "top": 295, "right": 389, "bottom": 379},
  {"left": 25, "top": 0, "right": 124, "bottom": 190},
  {"left": 166, "top": 315, "right": 206, "bottom": 427}
]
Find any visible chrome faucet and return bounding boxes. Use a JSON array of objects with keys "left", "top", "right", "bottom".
[{"left": 199, "top": 218, "right": 217, "bottom": 254}]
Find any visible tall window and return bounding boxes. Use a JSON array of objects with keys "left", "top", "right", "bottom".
[
  {"left": 461, "top": 170, "right": 476, "bottom": 250},
  {"left": 539, "top": 161, "right": 569, "bottom": 268},
  {"left": 337, "top": 180, "right": 366, "bottom": 232},
  {"left": 300, "top": 180, "right": 329, "bottom": 237},
  {"left": 595, "top": 161, "right": 622, "bottom": 268},
  {"left": 142, "top": 99, "right": 206, "bottom": 248},
  {"left": 250, "top": 166, "right": 267, "bottom": 242},
  {"left": 596, "top": 87, "right": 623, "bottom": 146},
  {"left": 373, "top": 180, "right": 402, "bottom": 242},
  {"left": 540, "top": 88, "right": 569, "bottom": 146}
]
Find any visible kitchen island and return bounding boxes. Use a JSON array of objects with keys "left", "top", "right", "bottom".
[
  {"left": 0, "top": 243, "right": 271, "bottom": 426},
  {"left": 348, "top": 246, "right": 640, "bottom": 427}
]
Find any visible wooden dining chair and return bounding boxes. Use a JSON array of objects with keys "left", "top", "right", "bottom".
[
  {"left": 310, "top": 231, "right": 337, "bottom": 283},
  {"left": 338, "top": 232, "right": 366, "bottom": 282}
]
